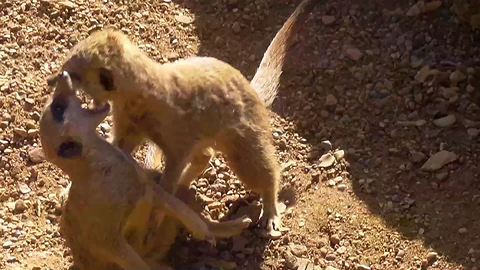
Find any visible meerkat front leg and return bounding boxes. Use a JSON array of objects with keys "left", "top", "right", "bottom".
[{"left": 111, "top": 102, "right": 144, "bottom": 154}]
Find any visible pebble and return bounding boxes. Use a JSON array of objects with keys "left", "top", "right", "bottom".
[
  {"left": 325, "top": 253, "right": 336, "bottom": 261},
  {"left": 345, "top": 47, "right": 363, "bottom": 61},
  {"left": 14, "top": 199, "right": 27, "bottom": 214},
  {"left": 467, "top": 128, "right": 480, "bottom": 138},
  {"left": 426, "top": 252, "right": 438, "bottom": 264},
  {"left": 337, "top": 184, "right": 347, "bottom": 191},
  {"left": 435, "top": 172, "right": 449, "bottom": 181},
  {"left": 333, "top": 150, "right": 345, "bottom": 161},
  {"left": 232, "top": 22, "right": 241, "bottom": 33},
  {"left": 337, "top": 246, "right": 346, "bottom": 254},
  {"left": 421, "top": 150, "right": 458, "bottom": 171},
  {"left": 318, "top": 153, "right": 335, "bottom": 168},
  {"left": 458, "top": 227, "right": 468, "bottom": 234},
  {"left": 289, "top": 243, "right": 308, "bottom": 257},
  {"left": 357, "top": 265, "right": 371, "bottom": 270},
  {"left": 433, "top": 114, "right": 456, "bottom": 128},
  {"left": 3, "top": 240, "right": 13, "bottom": 249},
  {"left": 321, "top": 15, "right": 335, "bottom": 25},
  {"left": 330, "top": 234, "right": 340, "bottom": 245},
  {"left": 14, "top": 127, "right": 28, "bottom": 137},
  {"left": 28, "top": 148, "right": 45, "bottom": 163},
  {"left": 410, "top": 151, "right": 426, "bottom": 163},
  {"left": 449, "top": 70, "right": 466, "bottom": 85},
  {"left": 325, "top": 94, "right": 338, "bottom": 107},
  {"left": 320, "top": 140, "right": 332, "bottom": 151},
  {"left": 174, "top": 14, "right": 194, "bottom": 24}
]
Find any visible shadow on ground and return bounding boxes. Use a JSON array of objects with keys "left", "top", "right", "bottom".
[{"left": 178, "top": 0, "right": 480, "bottom": 268}]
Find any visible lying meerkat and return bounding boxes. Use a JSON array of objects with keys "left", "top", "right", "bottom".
[
  {"left": 48, "top": 0, "right": 319, "bottom": 237},
  {"left": 40, "top": 72, "right": 251, "bottom": 270}
]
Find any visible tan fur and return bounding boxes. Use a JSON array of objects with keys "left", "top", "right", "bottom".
[
  {"left": 40, "top": 72, "right": 251, "bottom": 270},
  {"left": 50, "top": 0, "right": 319, "bottom": 236}
]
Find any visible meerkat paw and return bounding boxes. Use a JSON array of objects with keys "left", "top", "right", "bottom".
[
  {"left": 260, "top": 213, "right": 285, "bottom": 239},
  {"left": 58, "top": 181, "right": 72, "bottom": 206}
]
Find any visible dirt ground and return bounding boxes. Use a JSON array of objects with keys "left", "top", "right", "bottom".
[{"left": 1, "top": 0, "right": 480, "bottom": 269}]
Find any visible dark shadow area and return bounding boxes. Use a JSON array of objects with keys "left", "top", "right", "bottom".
[{"left": 175, "top": 0, "right": 480, "bottom": 268}]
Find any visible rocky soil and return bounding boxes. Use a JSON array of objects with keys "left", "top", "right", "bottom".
[{"left": 1, "top": 0, "right": 480, "bottom": 269}]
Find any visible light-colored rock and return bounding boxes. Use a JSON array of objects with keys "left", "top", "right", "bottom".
[
  {"left": 433, "top": 114, "right": 456, "bottom": 127},
  {"left": 318, "top": 153, "right": 335, "bottom": 168},
  {"left": 421, "top": 150, "right": 458, "bottom": 171}
]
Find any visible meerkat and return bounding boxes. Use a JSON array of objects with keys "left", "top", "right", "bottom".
[
  {"left": 47, "top": 0, "right": 319, "bottom": 237},
  {"left": 40, "top": 72, "right": 251, "bottom": 270}
]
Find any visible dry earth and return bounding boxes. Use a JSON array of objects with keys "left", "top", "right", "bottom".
[{"left": 1, "top": 0, "right": 480, "bottom": 270}]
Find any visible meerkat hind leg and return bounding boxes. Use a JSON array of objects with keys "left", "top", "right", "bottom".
[
  {"left": 219, "top": 128, "right": 283, "bottom": 238},
  {"left": 100, "top": 239, "right": 151, "bottom": 270}
]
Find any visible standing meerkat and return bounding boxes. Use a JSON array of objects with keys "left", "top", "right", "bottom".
[
  {"left": 48, "top": 0, "right": 320, "bottom": 237},
  {"left": 40, "top": 72, "right": 251, "bottom": 270}
]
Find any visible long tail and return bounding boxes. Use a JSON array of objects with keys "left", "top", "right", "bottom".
[{"left": 250, "top": 0, "right": 319, "bottom": 107}]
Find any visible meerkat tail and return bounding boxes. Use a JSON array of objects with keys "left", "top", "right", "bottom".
[{"left": 250, "top": 0, "right": 320, "bottom": 107}]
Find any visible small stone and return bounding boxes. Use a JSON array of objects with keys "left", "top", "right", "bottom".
[
  {"left": 410, "top": 151, "right": 426, "bottom": 163},
  {"left": 325, "top": 253, "right": 336, "bottom": 261},
  {"left": 3, "top": 240, "right": 13, "bottom": 249},
  {"left": 357, "top": 265, "right": 371, "bottom": 270},
  {"left": 14, "top": 199, "right": 27, "bottom": 214},
  {"left": 449, "top": 70, "right": 466, "bottom": 85},
  {"left": 289, "top": 243, "right": 308, "bottom": 257},
  {"left": 318, "top": 153, "right": 335, "bottom": 168},
  {"left": 174, "top": 14, "right": 194, "bottom": 24},
  {"left": 435, "top": 171, "right": 449, "bottom": 181},
  {"left": 415, "top": 66, "right": 438, "bottom": 83},
  {"left": 433, "top": 114, "right": 456, "bottom": 128},
  {"left": 28, "top": 129, "right": 39, "bottom": 137},
  {"left": 396, "top": 249, "right": 405, "bottom": 259},
  {"left": 58, "top": 0, "right": 77, "bottom": 9},
  {"left": 321, "top": 15, "right": 335, "bottom": 25},
  {"left": 337, "top": 184, "right": 347, "bottom": 191},
  {"left": 426, "top": 252, "right": 438, "bottom": 264},
  {"left": 18, "top": 182, "right": 31, "bottom": 194},
  {"left": 333, "top": 150, "right": 345, "bottom": 160},
  {"left": 337, "top": 246, "right": 346, "bottom": 254},
  {"left": 14, "top": 127, "right": 28, "bottom": 137},
  {"left": 330, "top": 234, "right": 340, "bottom": 245},
  {"left": 327, "top": 179, "right": 336, "bottom": 187},
  {"left": 232, "top": 22, "right": 241, "bottom": 33},
  {"left": 458, "top": 227, "right": 468, "bottom": 234},
  {"left": 320, "top": 140, "right": 332, "bottom": 151},
  {"left": 325, "top": 94, "right": 338, "bottom": 107},
  {"left": 99, "top": 123, "right": 111, "bottom": 132},
  {"left": 421, "top": 150, "right": 458, "bottom": 171},
  {"left": 467, "top": 128, "right": 480, "bottom": 138},
  {"left": 345, "top": 47, "right": 363, "bottom": 61},
  {"left": 28, "top": 148, "right": 45, "bottom": 163}
]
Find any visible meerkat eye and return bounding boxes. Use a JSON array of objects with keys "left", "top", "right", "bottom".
[
  {"left": 50, "top": 96, "right": 68, "bottom": 122},
  {"left": 57, "top": 141, "right": 83, "bottom": 159},
  {"left": 98, "top": 68, "right": 114, "bottom": 91}
]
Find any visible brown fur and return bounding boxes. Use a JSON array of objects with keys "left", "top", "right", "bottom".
[
  {"left": 40, "top": 72, "right": 251, "bottom": 270},
  {"left": 50, "top": 0, "right": 319, "bottom": 236}
]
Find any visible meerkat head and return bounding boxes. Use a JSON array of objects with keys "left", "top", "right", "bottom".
[
  {"left": 40, "top": 71, "right": 110, "bottom": 165},
  {"left": 47, "top": 29, "right": 131, "bottom": 107}
]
